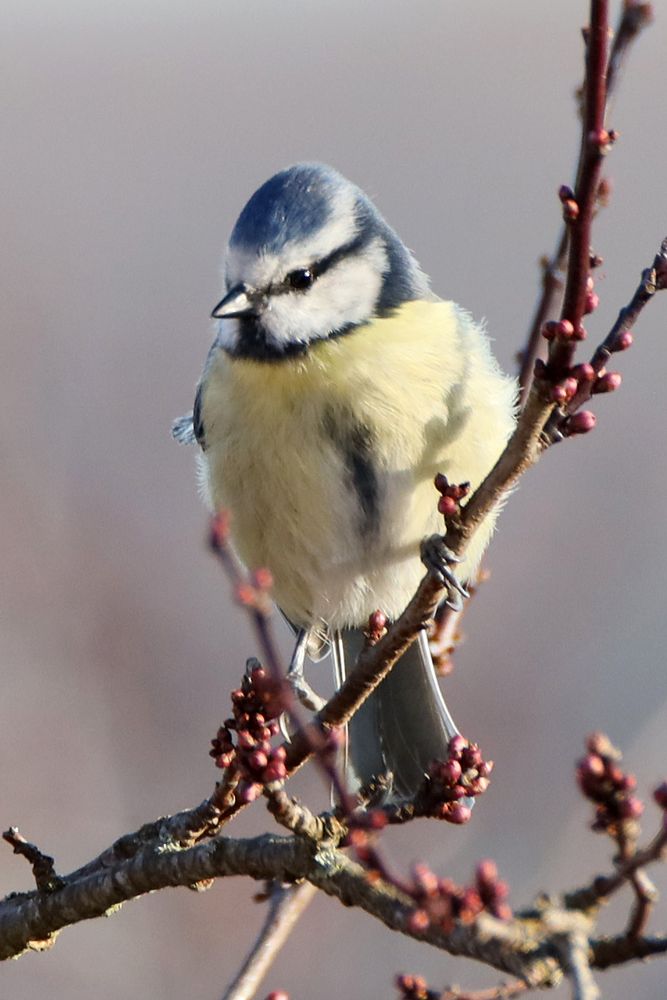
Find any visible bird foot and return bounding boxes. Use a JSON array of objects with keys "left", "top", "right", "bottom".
[
  {"left": 278, "top": 675, "right": 326, "bottom": 742},
  {"left": 420, "top": 534, "right": 469, "bottom": 612},
  {"left": 286, "top": 673, "right": 326, "bottom": 713}
]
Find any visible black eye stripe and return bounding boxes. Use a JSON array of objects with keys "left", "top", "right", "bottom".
[{"left": 271, "top": 231, "right": 373, "bottom": 296}]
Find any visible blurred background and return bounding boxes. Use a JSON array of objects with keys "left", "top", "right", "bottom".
[{"left": 2, "top": 1, "right": 666, "bottom": 997}]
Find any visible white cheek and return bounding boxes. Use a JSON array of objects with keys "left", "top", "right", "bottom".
[{"left": 263, "top": 240, "right": 387, "bottom": 346}]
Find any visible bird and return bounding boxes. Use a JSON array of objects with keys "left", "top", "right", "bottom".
[{"left": 173, "top": 162, "right": 516, "bottom": 800}]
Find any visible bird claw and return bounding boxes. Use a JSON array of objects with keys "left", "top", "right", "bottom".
[
  {"left": 420, "top": 534, "right": 469, "bottom": 611},
  {"left": 279, "top": 674, "right": 326, "bottom": 741},
  {"left": 287, "top": 674, "right": 326, "bottom": 713},
  {"left": 285, "top": 628, "right": 326, "bottom": 714}
]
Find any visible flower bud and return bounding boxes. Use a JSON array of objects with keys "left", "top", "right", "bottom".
[
  {"left": 263, "top": 761, "right": 287, "bottom": 782},
  {"left": 253, "top": 567, "right": 273, "bottom": 590},
  {"left": 589, "top": 128, "right": 611, "bottom": 148},
  {"left": 446, "top": 803, "right": 473, "bottom": 825},
  {"left": 572, "top": 363, "right": 595, "bottom": 382},
  {"left": 567, "top": 411, "right": 596, "bottom": 435},
  {"left": 476, "top": 858, "right": 498, "bottom": 886},
  {"left": 248, "top": 750, "right": 268, "bottom": 771},
  {"left": 579, "top": 753, "right": 605, "bottom": 778},
  {"left": 407, "top": 909, "right": 430, "bottom": 934},
  {"left": 438, "top": 495, "right": 458, "bottom": 517},
  {"left": 413, "top": 863, "right": 439, "bottom": 895},
  {"left": 440, "top": 759, "right": 462, "bottom": 785},
  {"left": 614, "top": 330, "right": 633, "bottom": 351},
  {"left": 240, "top": 782, "right": 261, "bottom": 803},
  {"left": 592, "top": 372, "right": 622, "bottom": 394},
  {"left": 448, "top": 735, "right": 467, "bottom": 758},
  {"left": 562, "top": 199, "right": 579, "bottom": 222},
  {"left": 584, "top": 291, "right": 600, "bottom": 314},
  {"left": 368, "top": 609, "right": 387, "bottom": 633},
  {"left": 618, "top": 797, "right": 644, "bottom": 820}
]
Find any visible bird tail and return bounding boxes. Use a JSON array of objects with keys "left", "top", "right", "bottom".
[{"left": 331, "top": 627, "right": 460, "bottom": 800}]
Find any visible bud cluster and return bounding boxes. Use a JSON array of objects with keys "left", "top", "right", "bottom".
[
  {"left": 475, "top": 858, "right": 512, "bottom": 920},
  {"left": 395, "top": 974, "right": 432, "bottom": 1000},
  {"left": 405, "top": 857, "right": 511, "bottom": 937},
  {"left": 419, "top": 736, "right": 493, "bottom": 824},
  {"left": 210, "top": 665, "right": 287, "bottom": 803},
  {"left": 576, "top": 732, "right": 644, "bottom": 836},
  {"left": 434, "top": 474, "right": 471, "bottom": 519}
]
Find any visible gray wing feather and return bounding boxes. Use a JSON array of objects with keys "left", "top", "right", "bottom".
[
  {"left": 171, "top": 411, "right": 196, "bottom": 444},
  {"left": 171, "top": 379, "right": 207, "bottom": 448}
]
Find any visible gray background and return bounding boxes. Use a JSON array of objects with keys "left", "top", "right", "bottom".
[{"left": 2, "top": 1, "right": 666, "bottom": 997}]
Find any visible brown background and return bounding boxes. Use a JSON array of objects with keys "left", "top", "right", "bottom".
[{"left": 2, "top": 1, "right": 666, "bottom": 997}]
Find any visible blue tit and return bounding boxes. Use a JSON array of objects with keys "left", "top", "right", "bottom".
[{"left": 173, "top": 163, "right": 516, "bottom": 800}]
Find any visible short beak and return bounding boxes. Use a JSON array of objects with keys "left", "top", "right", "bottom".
[{"left": 211, "top": 283, "right": 257, "bottom": 319}]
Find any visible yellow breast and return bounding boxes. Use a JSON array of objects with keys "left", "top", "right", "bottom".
[{"left": 200, "top": 300, "right": 515, "bottom": 626}]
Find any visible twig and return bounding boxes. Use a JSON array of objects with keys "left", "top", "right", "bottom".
[
  {"left": 450, "top": 231, "right": 667, "bottom": 558},
  {"left": 429, "top": 568, "right": 489, "bottom": 676},
  {"left": 565, "top": 823, "right": 667, "bottom": 912},
  {"left": 624, "top": 867, "right": 658, "bottom": 939},
  {"left": 440, "top": 980, "right": 530, "bottom": 1000},
  {"left": 518, "top": 0, "right": 652, "bottom": 404},
  {"left": 2, "top": 828, "right": 61, "bottom": 893},
  {"left": 264, "top": 786, "right": 343, "bottom": 843},
  {"left": 552, "top": 0, "right": 609, "bottom": 378},
  {"left": 221, "top": 881, "right": 317, "bottom": 1000},
  {"left": 606, "top": 2, "right": 654, "bottom": 102},
  {"left": 590, "top": 931, "right": 667, "bottom": 969},
  {"left": 563, "top": 937, "right": 600, "bottom": 1000},
  {"left": 518, "top": 238, "right": 568, "bottom": 406},
  {"left": 562, "top": 237, "right": 667, "bottom": 417}
]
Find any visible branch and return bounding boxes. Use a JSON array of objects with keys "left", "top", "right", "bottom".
[
  {"left": 565, "top": 823, "right": 667, "bottom": 912},
  {"left": 2, "top": 827, "right": 61, "bottom": 893},
  {"left": 590, "top": 932, "right": 667, "bottom": 969},
  {"left": 547, "top": 912, "right": 601, "bottom": 1000},
  {"left": 0, "top": 831, "right": 560, "bottom": 985},
  {"left": 518, "top": 0, "right": 653, "bottom": 404},
  {"left": 221, "top": 881, "right": 317, "bottom": 1000}
]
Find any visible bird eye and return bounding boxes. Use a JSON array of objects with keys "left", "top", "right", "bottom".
[{"left": 286, "top": 268, "right": 315, "bottom": 291}]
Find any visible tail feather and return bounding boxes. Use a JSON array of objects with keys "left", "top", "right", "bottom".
[{"left": 332, "top": 628, "right": 460, "bottom": 800}]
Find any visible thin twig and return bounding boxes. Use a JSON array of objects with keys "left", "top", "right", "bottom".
[
  {"left": 2, "top": 828, "right": 61, "bottom": 893},
  {"left": 624, "top": 867, "right": 658, "bottom": 939},
  {"left": 565, "top": 823, "right": 667, "bottom": 912},
  {"left": 563, "top": 937, "right": 601, "bottom": 1000},
  {"left": 518, "top": 0, "right": 652, "bottom": 404},
  {"left": 590, "top": 931, "right": 667, "bottom": 969},
  {"left": 222, "top": 881, "right": 317, "bottom": 1000},
  {"left": 562, "top": 236, "right": 667, "bottom": 417},
  {"left": 441, "top": 980, "right": 530, "bottom": 1000},
  {"left": 264, "top": 786, "right": 343, "bottom": 843}
]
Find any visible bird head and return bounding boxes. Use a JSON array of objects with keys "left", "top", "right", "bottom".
[{"left": 211, "top": 163, "right": 429, "bottom": 360}]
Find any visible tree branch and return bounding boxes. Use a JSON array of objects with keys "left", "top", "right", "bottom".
[{"left": 221, "top": 881, "right": 317, "bottom": 1000}]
